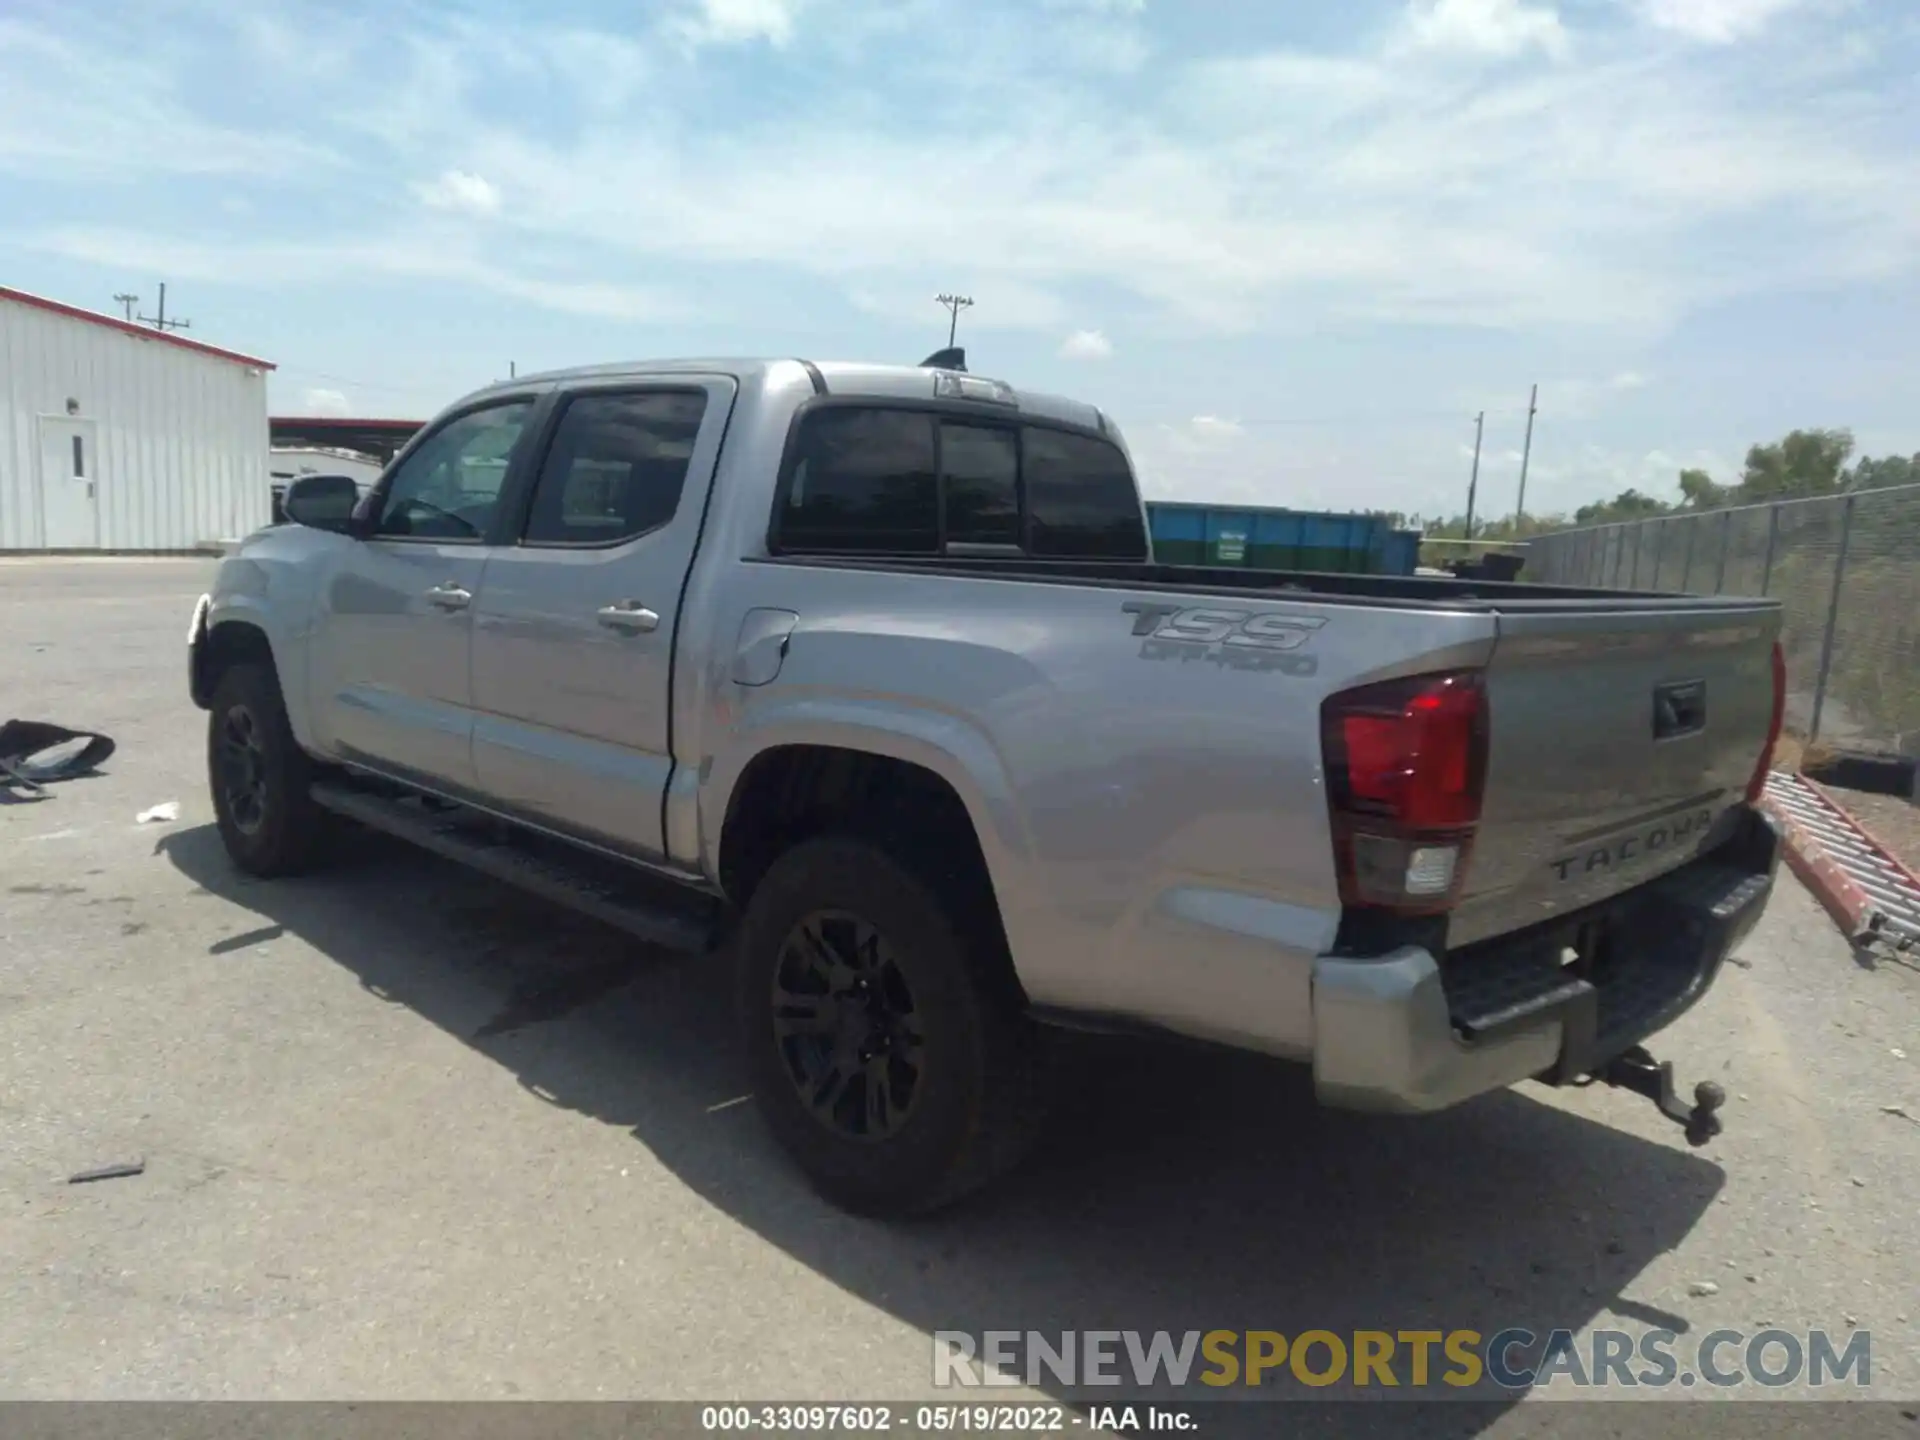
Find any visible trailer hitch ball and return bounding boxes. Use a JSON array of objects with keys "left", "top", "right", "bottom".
[
  {"left": 1600, "top": 1047, "right": 1726, "bottom": 1147},
  {"left": 1684, "top": 1080, "right": 1726, "bottom": 1147}
]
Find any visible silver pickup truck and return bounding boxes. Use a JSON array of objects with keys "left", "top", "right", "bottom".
[{"left": 189, "top": 353, "right": 1787, "bottom": 1215}]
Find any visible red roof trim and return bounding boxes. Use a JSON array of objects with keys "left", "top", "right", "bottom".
[{"left": 0, "top": 285, "right": 277, "bottom": 371}]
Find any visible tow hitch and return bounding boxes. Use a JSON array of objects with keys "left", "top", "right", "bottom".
[{"left": 1600, "top": 1046, "right": 1726, "bottom": 1147}]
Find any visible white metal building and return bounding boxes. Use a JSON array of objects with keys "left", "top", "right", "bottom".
[{"left": 0, "top": 286, "right": 275, "bottom": 551}]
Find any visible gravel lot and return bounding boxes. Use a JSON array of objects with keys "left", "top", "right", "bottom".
[{"left": 2, "top": 557, "right": 1917, "bottom": 1437}]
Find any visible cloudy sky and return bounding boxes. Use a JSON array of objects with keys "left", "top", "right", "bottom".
[{"left": 2, "top": 0, "right": 1915, "bottom": 519}]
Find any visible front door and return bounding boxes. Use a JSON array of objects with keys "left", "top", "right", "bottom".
[
  {"left": 470, "top": 378, "right": 737, "bottom": 860},
  {"left": 306, "top": 397, "right": 540, "bottom": 792},
  {"left": 38, "top": 417, "right": 99, "bottom": 549}
]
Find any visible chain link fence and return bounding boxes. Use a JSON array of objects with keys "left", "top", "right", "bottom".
[{"left": 1526, "top": 483, "right": 1920, "bottom": 756}]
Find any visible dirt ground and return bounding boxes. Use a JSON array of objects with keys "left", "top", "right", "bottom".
[{"left": 1828, "top": 788, "right": 1920, "bottom": 879}]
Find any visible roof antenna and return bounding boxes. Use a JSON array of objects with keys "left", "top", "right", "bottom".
[{"left": 920, "top": 346, "right": 966, "bottom": 372}]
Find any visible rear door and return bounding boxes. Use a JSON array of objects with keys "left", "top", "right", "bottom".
[
  {"left": 468, "top": 377, "right": 738, "bottom": 861},
  {"left": 1448, "top": 600, "right": 1781, "bottom": 946}
]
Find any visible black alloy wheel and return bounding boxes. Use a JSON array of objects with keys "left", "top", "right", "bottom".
[
  {"left": 216, "top": 703, "right": 270, "bottom": 835},
  {"left": 772, "top": 909, "right": 926, "bottom": 1141}
]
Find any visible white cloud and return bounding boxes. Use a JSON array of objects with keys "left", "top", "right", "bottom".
[
  {"left": 1059, "top": 328, "right": 1114, "bottom": 359},
  {"left": 32, "top": 226, "right": 685, "bottom": 324},
  {"left": 674, "top": 0, "right": 805, "bottom": 48},
  {"left": 413, "top": 168, "right": 502, "bottom": 216},
  {"left": 1637, "top": 0, "right": 1808, "bottom": 43},
  {"left": 0, "top": 16, "right": 335, "bottom": 180},
  {"left": 1188, "top": 416, "right": 1245, "bottom": 440},
  {"left": 3, "top": 0, "right": 1914, "bottom": 347},
  {"left": 302, "top": 387, "right": 351, "bottom": 415},
  {"left": 1398, "top": 0, "right": 1571, "bottom": 59},
  {"left": 1609, "top": 370, "right": 1650, "bottom": 390}
]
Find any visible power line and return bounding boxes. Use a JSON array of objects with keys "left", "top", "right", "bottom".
[
  {"left": 1146, "top": 406, "right": 1534, "bottom": 430},
  {"left": 935, "top": 292, "right": 973, "bottom": 348},
  {"left": 112, "top": 292, "right": 139, "bottom": 322},
  {"left": 136, "top": 282, "right": 190, "bottom": 334}
]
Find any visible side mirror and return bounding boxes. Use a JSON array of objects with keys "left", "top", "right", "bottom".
[{"left": 282, "top": 473, "right": 363, "bottom": 534}]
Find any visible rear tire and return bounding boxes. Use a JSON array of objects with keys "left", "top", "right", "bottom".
[
  {"left": 735, "top": 835, "right": 1049, "bottom": 1216},
  {"left": 207, "top": 662, "right": 328, "bottom": 877}
]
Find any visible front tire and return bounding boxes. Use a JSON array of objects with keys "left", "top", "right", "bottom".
[
  {"left": 735, "top": 836, "right": 1049, "bottom": 1216},
  {"left": 207, "top": 662, "right": 328, "bottom": 877}
]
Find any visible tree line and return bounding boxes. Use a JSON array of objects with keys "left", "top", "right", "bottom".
[{"left": 1372, "top": 429, "right": 1920, "bottom": 543}]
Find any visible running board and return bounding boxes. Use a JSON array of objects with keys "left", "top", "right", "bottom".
[{"left": 308, "top": 780, "right": 720, "bottom": 955}]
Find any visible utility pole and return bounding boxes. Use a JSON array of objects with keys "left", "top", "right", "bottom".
[
  {"left": 1464, "top": 411, "right": 1485, "bottom": 541},
  {"left": 113, "top": 293, "right": 140, "bottom": 322},
  {"left": 1513, "top": 383, "right": 1539, "bottom": 526},
  {"left": 935, "top": 293, "right": 973, "bottom": 348},
  {"left": 509, "top": 361, "right": 517, "bottom": 378},
  {"left": 137, "top": 282, "right": 191, "bottom": 333}
]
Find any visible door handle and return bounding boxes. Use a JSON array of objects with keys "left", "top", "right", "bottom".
[
  {"left": 425, "top": 583, "right": 471, "bottom": 612},
  {"left": 597, "top": 602, "right": 660, "bottom": 634}
]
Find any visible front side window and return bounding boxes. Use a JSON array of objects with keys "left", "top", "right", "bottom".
[
  {"left": 780, "top": 408, "right": 939, "bottom": 554},
  {"left": 373, "top": 400, "right": 533, "bottom": 541},
  {"left": 522, "top": 390, "right": 709, "bottom": 546}
]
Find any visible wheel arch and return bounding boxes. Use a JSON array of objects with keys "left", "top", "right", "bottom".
[{"left": 706, "top": 714, "right": 1037, "bottom": 999}]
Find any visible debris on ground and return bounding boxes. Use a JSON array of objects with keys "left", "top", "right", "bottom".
[
  {"left": 1688, "top": 1280, "right": 1720, "bottom": 1298},
  {"left": 0, "top": 720, "right": 116, "bottom": 796},
  {"left": 67, "top": 1160, "right": 145, "bottom": 1185},
  {"left": 135, "top": 802, "right": 179, "bottom": 825}
]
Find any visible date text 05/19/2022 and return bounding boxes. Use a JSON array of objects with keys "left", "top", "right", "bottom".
[{"left": 699, "top": 1404, "right": 1196, "bottom": 1433}]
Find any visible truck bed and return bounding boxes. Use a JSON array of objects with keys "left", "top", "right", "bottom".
[
  {"left": 755, "top": 553, "right": 1769, "bottom": 613},
  {"left": 747, "top": 548, "right": 1782, "bottom": 951}
]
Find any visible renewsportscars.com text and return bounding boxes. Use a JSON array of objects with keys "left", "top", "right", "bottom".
[{"left": 933, "top": 1328, "right": 1873, "bottom": 1393}]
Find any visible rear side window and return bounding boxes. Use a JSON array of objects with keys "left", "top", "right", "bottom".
[
  {"left": 777, "top": 406, "right": 1146, "bottom": 560},
  {"left": 522, "top": 390, "right": 708, "bottom": 546},
  {"left": 1022, "top": 426, "right": 1148, "bottom": 559},
  {"left": 780, "top": 408, "right": 939, "bottom": 553}
]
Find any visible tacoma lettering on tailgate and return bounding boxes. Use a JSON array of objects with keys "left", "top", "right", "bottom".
[{"left": 1550, "top": 807, "right": 1716, "bottom": 882}]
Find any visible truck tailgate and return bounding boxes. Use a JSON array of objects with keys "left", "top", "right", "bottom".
[{"left": 1448, "top": 600, "right": 1782, "bottom": 948}]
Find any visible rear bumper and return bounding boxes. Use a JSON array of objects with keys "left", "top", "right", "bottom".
[{"left": 1311, "top": 805, "right": 1781, "bottom": 1114}]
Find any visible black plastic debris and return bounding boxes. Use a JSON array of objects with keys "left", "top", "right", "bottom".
[
  {"left": 68, "top": 1159, "right": 145, "bottom": 1185},
  {"left": 0, "top": 720, "right": 116, "bottom": 795}
]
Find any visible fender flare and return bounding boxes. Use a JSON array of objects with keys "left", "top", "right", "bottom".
[
  {"left": 702, "top": 697, "right": 1037, "bottom": 939},
  {"left": 192, "top": 597, "right": 319, "bottom": 752}
]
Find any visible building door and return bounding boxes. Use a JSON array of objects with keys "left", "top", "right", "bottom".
[{"left": 38, "top": 418, "right": 100, "bottom": 549}]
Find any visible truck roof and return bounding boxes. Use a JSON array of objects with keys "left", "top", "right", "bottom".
[{"left": 470, "top": 358, "right": 1114, "bottom": 439}]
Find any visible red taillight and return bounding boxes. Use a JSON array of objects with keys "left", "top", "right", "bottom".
[
  {"left": 1322, "top": 670, "right": 1489, "bottom": 915},
  {"left": 1745, "top": 640, "right": 1786, "bottom": 804}
]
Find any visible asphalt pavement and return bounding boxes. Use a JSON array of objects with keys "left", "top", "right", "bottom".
[{"left": 1, "top": 557, "right": 1916, "bottom": 1438}]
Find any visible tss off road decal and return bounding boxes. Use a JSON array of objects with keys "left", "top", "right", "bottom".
[{"left": 1121, "top": 601, "right": 1327, "bottom": 675}]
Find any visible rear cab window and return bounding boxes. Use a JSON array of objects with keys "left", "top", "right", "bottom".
[{"left": 774, "top": 404, "right": 1147, "bottom": 560}]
